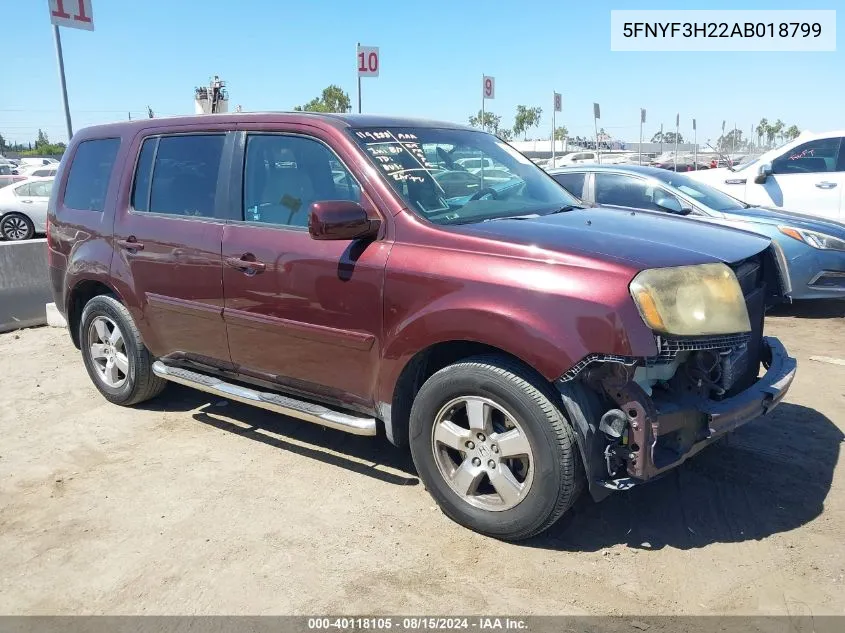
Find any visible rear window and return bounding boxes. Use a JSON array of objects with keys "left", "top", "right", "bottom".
[
  {"left": 131, "top": 135, "right": 224, "bottom": 217},
  {"left": 63, "top": 138, "right": 120, "bottom": 211}
]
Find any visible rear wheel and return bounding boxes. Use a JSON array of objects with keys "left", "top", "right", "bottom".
[
  {"left": 80, "top": 295, "right": 166, "bottom": 406},
  {"left": 0, "top": 213, "right": 34, "bottom": 241},
  {"left": 409, "top": 355, "right": 582, "bottom": 541}
]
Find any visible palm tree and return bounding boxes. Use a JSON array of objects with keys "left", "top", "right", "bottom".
[
  {"left": 756, "top": 118, "right": 768, "bottom": 147},
  {"left": 765, "top": 123, "right": 776, "bottom": 147},
  {"left": 785, "top": 124, "right": 800, "bottom": 141},
  {"left": 772, "top": 119, "right": 785, "bottom": 145}
]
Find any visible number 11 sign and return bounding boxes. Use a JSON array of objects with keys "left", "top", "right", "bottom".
[{"left": 49, "top": 0, "right": 95, "bottom": 31}]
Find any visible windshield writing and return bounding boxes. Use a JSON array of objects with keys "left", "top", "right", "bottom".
[{"left": 351, "top": 127, "right": 578, "bottom": 225}]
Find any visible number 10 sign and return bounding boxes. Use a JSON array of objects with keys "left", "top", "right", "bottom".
[{"left": 357, "top": 45, "right": 379, "bottom": 77}]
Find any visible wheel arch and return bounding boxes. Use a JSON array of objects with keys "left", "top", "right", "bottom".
[
  {"left": 383, "top": 340, "right": 554, "bottom": 447},
  {"left": 66, "top": 279, "right": 126, "bottom": 348}
]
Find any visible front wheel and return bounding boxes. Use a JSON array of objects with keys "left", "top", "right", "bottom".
[{"left": 409, "top": 355, "right": 582, "bottom": 541}]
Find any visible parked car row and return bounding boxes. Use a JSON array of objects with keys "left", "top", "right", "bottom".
[
  {"left": 548, "top": 165, "right": 845, "bottom": 300},
  {"left": 0, "top": 157, "right": 61, "bottom": 239},
  {"left": 0, "top": 176, "right": 54, "bottom": 240},
  {"left": 47, "top": 113, "right": 797, "bottom": 541}
]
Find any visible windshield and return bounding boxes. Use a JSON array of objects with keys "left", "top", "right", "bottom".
[
  {"left": 652, "top": 170, "right": 747, "bottom": 212},
  {"left": 351, "top": 127, "right": 579, "bottom": 224}
]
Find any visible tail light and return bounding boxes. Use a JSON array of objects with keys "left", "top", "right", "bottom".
[{"left": 46, "top": 215, "right": 57, "bottom": 266}]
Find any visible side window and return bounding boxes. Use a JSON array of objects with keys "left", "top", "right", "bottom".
[
  {"left": 63, "top": 138, "right": 120, "bottom": 212},
  {"left": 771, "top": 138, "right": 842, "bottom": 175},
  {"left": 132, "top": 135, "right": 224, "bottom": 217},
  {"left": 14, "top": 183, "right": 33, "bottom": 196},
  {"left": 32, "top": 181, "right": 53, "bottom": 197},
  {"left": 594, "top": 173, "right": 677, "bottom": 212},
  {"left": 551, "top": 172, "right": 586, "bottom": 198},
  {"left": 242, "top": 134, "right": 361, "bottom": 227}
]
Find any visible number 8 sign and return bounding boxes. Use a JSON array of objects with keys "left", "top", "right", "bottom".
[
  {"left": 483, "top": 76, "right": 495, "bottom": 100},
  {"left": 357, "top": 45, "right": 379, "bottom": 77}
]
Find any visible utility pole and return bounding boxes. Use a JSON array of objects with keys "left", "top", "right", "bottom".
[
  {"left": 659, "top": 123, "right": 664, "bottom": 155},
  {"left": 639, "top": 108, "right": 645, "bottom": 165},
  {"left": 357, "top": 42, "right": 362, "bottom": 114},
  {"left": 673, "top": 113, "right": 679, "bottom": 171},
  {"left": 52, "top": 25, "right": 73, "bottom": 142},
  {"left": 693, "top": 118, "right": 697, "bottom": 169}
]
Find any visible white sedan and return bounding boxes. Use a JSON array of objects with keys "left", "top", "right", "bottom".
[{"left": 0, "top": 177, "right": 54, "bottom": 241}]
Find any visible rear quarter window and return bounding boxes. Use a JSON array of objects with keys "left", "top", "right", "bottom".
[{"left": 63, "top": 138, "right": 120, "bottom": 211}]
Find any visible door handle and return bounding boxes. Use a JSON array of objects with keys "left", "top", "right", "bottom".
[
  {"left": 225, "top": 255, "right": 266, "bottom": 275},
  {"left": 21, "top": 199, "right": 33, "bottom": 204},
  {"left": 116, "top": 237, "right": 145, "bottom": 251},
  {"left": 815, "top": 181, "right": 838, "bottom": 189}
]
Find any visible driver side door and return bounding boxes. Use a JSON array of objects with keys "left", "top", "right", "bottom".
[{"left": 222, "top": 130, "right": 391, "bottom": 409}]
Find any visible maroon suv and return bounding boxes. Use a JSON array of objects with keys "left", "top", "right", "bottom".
[{"left": 47, "top": 113, "right": 796, "bottom": 540}]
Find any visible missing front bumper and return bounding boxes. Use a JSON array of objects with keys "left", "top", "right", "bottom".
[{"left": 580, "top": 336, "right": 796, "bottom": 493}]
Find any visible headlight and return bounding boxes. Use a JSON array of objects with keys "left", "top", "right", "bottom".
[
  {"left": 630, "top": 263, "right": 751, "bottom": 336},
  {"left": 778, "top": 226, "right": 845, "bottom": 251}
]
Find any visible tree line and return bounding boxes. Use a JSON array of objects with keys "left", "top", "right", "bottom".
[
  {"left": 3, "top": 87, "right": 805, "bottom": 159},
  {"left": 0, "top": 129, "right": 67, "bottom": 156}
]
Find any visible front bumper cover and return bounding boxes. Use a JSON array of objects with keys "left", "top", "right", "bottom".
[{"left": 599, "top": 336, "right": 796, "bottom": 489}]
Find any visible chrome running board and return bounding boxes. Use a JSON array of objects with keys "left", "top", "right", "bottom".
[{"left": 152, "top": 361, "right": 377, "bottom": 436}]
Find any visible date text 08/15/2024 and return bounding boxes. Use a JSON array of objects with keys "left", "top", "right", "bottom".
[{"left": 307, "top": 618, "right": 528, "bottom": 630}]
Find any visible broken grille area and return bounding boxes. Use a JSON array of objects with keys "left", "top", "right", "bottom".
[{"left": 559, "top": 332, "right": 752, "bottom": 382}]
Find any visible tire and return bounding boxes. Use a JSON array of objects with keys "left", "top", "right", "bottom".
[
  {"left": 409, "top": 355, "right": 582, "bottom": 541},
  {"left": 79, "top": 295, "right": 166, "bottom": 406},
  {"left": 0, "top": 212, "right": 34, "bottom": 241}
]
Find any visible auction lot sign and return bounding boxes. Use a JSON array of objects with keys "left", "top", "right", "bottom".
[{"left": 611, "top": 10, "right": 835, "bottom": 51}]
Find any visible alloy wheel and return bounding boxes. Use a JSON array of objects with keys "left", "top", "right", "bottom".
[
  {"left": 430, "top": 396, "right": 534, "bottom": 511},
  {"left": 1, "top": 216, "right": 30, "bottom": 240},
  {"left": 88, "top": 316, "right": 129, "bottom": 388}
]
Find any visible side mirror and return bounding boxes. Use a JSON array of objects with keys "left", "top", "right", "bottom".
[
  {"left": 655, "top": 196, "right": 688, "bottom": 215},
  {"left": 308, "top": 200, "right": 380, "bottom": 241},
  {"left": 754, "top": 162, "right": 772, "bottom": 184}
]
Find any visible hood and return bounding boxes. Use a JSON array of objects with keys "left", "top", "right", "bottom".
[
  {"left": 688, "top": 166, "right": 749, "bottom": 183},
  {"left": 722, "top": 206, "right": 845, "bottom": 236},
  {"left": 452, "top": 206, "right": 771, "bottom": 270}
]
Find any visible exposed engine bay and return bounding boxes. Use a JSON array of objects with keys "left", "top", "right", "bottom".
[{"left": 557, "top": 246, "right": 796, "bottom": 498}]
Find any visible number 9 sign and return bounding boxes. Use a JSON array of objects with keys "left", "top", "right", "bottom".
[
  {"left": 482, "top": 76, "right": 495, "bottom": 100},
  {"left": 357, "top": 45, "right": 379, "bottom": 77}
]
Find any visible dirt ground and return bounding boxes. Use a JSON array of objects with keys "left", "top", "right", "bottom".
[{"left": 0, "top": 302, "right": 843, "bottom": 616}]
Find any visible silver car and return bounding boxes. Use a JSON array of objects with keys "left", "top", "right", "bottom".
[{"left": 0, "top": 177, "right": 54, "bottom": 241}]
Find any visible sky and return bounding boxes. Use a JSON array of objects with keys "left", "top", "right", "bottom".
[{"left": 2, "top": 0, "right": 843, "bottom": 146}]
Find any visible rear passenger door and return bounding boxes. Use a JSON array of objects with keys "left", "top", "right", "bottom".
[
  {"left": 21, "top": 179, "right": 53, "bottom": 231},
  {"left": 112, "top": 132, "right": 234, "bottom": 368},
  {"left": 221, "top": 130, "right": 390, "bottom": 409}
]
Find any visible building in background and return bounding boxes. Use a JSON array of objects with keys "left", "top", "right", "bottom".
[{"left": 194, "top": 76, "right": 228, "bottom": 114}]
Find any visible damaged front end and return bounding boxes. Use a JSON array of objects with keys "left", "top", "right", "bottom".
[{"left": 558, "top": 249, "right": 797, "bottom": 501}]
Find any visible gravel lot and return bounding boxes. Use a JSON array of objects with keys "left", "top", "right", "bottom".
[{"left": 1, "top": 302, "right": 843, "bottom": 616}]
